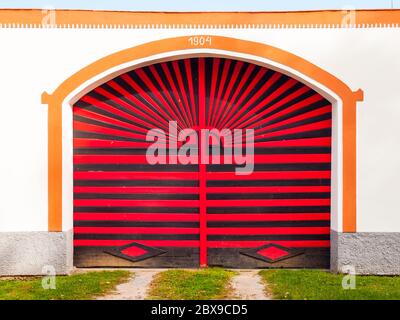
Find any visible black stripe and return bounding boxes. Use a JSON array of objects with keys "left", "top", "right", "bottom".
[
  {"left": 75, "top": 234, "right": 199, "bottom": 240},
  {"left": 74, "top": 193, "right": 199, "bottom": 200},
  {"left": 207, "top": 179, "right": 330, "bottom": 187},
  {"left": 74, "top": 164, "right": 199, "bottom": 172},
  {"left": 208, "top": 234, "right": 329, "bottom": 241},
  {"left": 207, "top": 163, "right": 331, "bottom": 172},
  {"left": 74, "top": 206, "right": 199, "bottom": 213},
  {"left": 74, "top": 180, "right": 199, "bottom": 187},
  {"left": 207, "top": 220, "right": 330, "bottom": 228},
  {"left": 74, "top": 221, "right": 199, "bottom": 228},
  {"left": 207, "top": 206, "right": 330, "bottom": 214},
  {"left": 206, "top": 192, "right": 330, "bottom": 200}
]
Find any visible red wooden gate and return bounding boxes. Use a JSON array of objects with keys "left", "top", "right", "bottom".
[{"left": 73, "top": 57, "right": 331, "bottom": 268}]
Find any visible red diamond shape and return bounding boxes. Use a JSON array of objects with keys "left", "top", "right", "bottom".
[
  {"left": 257, "top": 246, "right": 289, "bottom": 260},
  {"left": 240, "top": 243, "right": 304, "bottom": 263},
  {"left": 104, "top": 242, "right": 166, "bottom": 262},
  {"left": 121, "top": 246, "right": 148, "bottom": 257}
]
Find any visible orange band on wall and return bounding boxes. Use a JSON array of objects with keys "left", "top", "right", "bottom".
[{"left": 1, "top": 9, "right": 400, "bottom": 27}]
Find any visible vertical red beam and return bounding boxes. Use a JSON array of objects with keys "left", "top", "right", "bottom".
[{"left": 198, "top": 58, "right": 207, "bottom": 267}]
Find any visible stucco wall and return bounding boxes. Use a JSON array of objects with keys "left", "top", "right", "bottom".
[{"left": 0, "top": 25, "right": 399, "bottom": 234}]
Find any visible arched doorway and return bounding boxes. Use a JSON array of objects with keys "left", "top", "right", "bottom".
[{"left": 73, "top": 57, "right": 332, "bottom": 268}]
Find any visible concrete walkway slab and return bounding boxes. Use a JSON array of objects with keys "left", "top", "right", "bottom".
[
  {"left": 229, "top": 270, "right": 270, "bottom": 300},
  {"left": 96, "top": 269, "right": 164, "bottom": 300}
]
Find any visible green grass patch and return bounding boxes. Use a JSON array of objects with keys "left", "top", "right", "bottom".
[
  {"left": 260, "top": 269, "right": 400, "bottom": 300},
  {"left": 148, "top": 268, "right": 235, "bottom": 300},
  {"left": 0, "top": 270, "right": 131, "bottom": 300}
]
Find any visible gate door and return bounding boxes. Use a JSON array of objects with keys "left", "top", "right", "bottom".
[{"left": 73, "top": 57, "right": 331, "bottom": 268}]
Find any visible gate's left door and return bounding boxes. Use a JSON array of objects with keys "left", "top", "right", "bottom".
[{"left": 73, "top": 62, "right": 201, "bottom": 267}]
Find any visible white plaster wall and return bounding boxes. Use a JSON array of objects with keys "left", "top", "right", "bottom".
[{"left": 0, "top": 26, "right": 399, "bottom": 232}]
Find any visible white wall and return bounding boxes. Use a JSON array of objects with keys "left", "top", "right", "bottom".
[{"left": 0, "top": 26, "right": 399, "bottom": 232}]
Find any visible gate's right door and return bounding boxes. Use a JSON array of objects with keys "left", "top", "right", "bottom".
[{"left": 203, "top": 57, "right": 332, "bottom": 268}]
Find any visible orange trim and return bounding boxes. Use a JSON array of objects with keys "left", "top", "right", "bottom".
[
  {"left": 42, "top": 35, "right": 363, "bottom": 232},
  {"left": 2, "top": 9, "right": 400, "bottom": 27}
]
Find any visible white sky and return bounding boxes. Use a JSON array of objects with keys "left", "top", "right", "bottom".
[{"left": 0, "top": 0, "right": 398, "bottom": 11}]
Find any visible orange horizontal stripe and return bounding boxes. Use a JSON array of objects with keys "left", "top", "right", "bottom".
[{"left": 2, "top": 9, "right": 400, "bottom": 27}]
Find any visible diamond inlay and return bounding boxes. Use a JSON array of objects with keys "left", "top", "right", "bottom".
[
  {"left": 257, "top": 246, "right": 289, "bottom": 260},
  {"left": 121, "top": 246, "right": 148, "bottom": 257},
  {"left": 104, "top": 242, "right": 166, "bottom": 262},
  {"left": 240, "top": 243, "right": 304, "bottom": 263}
]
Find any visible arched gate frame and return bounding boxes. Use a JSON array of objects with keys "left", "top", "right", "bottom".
[{"left": 41, "top": 35, "right": 363, "bottom": 268}]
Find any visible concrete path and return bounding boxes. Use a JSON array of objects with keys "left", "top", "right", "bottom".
[
  {"left": 229, "top": 270, "right": 270, "bottom": 300},
  {"left": 98, "top": 269, "right": 163, "bottom": 300}
]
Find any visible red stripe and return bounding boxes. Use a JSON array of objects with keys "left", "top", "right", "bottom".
[
  {"left": 73, "top": 154, "right": 184, "bottom": 164},
  {"left": 206, "top": 199, "right": 330, "bottom": 207},
  {"left": 74, "top": 227, "right": 199, "bottom": 234},
  {"left": 81, "top": 93, "right": 169, "bottom": 132},
  {"left": 74, "top": 107, "right": 150, "bottom": 135},
  {"left": 207, "top": 227, "right": 330, "bottom": 235},
  {"left": 74, "top": 213, "right": 199, "bottom": 221},
  {"left": 253, "top": 137, "right": 331, "bottom": 147},
  {"left": 207, "top": 186, "right": 330, "bottom": 193},
  {"left": 207, "top": 154, "right": 331, "bottom": 164},
  {"left": 74, "top": 240, "right": 199, "bottom": 247},
  {"left": 74, "top": 139, "right": 153, "bottom": 148},
  {"left": 198, "top": 57, "right": 208, "bottom": 267},
  {"left": 207, "top": 240, "right": 330, "bottom": 248},
  {"left": 206, "top": 213, "right": 330, "bottom": 221},
  {"left": 74, "top": 171, "right": 198, "bottom": 180},
  {"left": 206, "top": 171, "right": 331, "bottom": 180},
  {"left": 254, "top": 120, "right": 332, "bottom": 141},
  {"left": 73, "top": 121, "right": 151, "bottom": 142},
  {"left": 73, "top": 153, "right": 331, "bottom": 164},
  {"left": 74, "top": 199, "right": 199, "bottom": 207},
  {"left": 74, "top": 187, "right": 199, "bottom": 194},
  {"left": 185, "top": 59, "right": 198, "bottom": 125}
]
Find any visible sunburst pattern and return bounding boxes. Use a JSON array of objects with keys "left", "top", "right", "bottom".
[{"left": 73, "top": 57, "right": 332, "bottom": 268}]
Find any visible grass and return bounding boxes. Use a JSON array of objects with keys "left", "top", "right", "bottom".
[
  {"left": 0, "top": 270, "right": 131, "bottom": 300},
  {"left": 148, "top": 268, "right": 235, "bottom": 300},
  {"left": 260, "top": 269, "right": 400, "bottom": 300}
]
